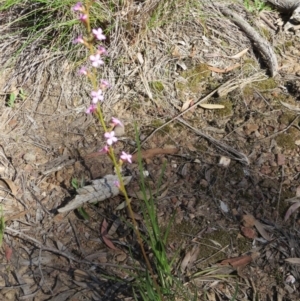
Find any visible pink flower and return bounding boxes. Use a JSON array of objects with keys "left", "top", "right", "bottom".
[
  {"left": 92, "top": 28, "right": 106, "bottom": 41},
  {"left": 79, "top": 14, "right": 88, "bottom": 22},
  {"left": 114, "top": 180, "right": 120, "bottom": 188},
  {"left": 120, "top": 151, "right": 132, "bottom": 164},
  {"left": 104, "top": 131, "right": 117, "bottom": 145},
  {"left": 73, "top": 35, "right": 84, "bottom": 44},
  {"left": 72, "top": 2, "right": 84, "bottom": 12},
  {"left": 111, "top": 117, "right": 123, "bottom": 127},
  {"left": 97, "top": 46, "right": 107, "bottom": 55},
  {"left": 91, "top": 89, "right": 104, "bottom": 103},
  {"left": 89, "top": 53, "right": 104, "bottom": 68},
  {"left": 86, "top": 104, "right": 97, "bottom": 114},
  {"left": 100, "top": 79, "right": 110, "bottom": 90},
  {"left": 79, "top": 66, "right": 88, "bottom": 75},
  {"left": 99, "top": 145, "right": 109, "bottom": 153}
]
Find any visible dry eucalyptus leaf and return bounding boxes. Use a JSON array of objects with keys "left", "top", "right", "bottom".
[
  {"left": 57, "top": 175, "right": 132, "bottom": 213},
  {"left": 285, "top": 258, "right": 300, "bottom": 265},
  {"left": 181, "top": 99, "right": 192, "bottom": 111},
  {"left": 229, "top": 48, "right": 249, "bottom": 59},
  {"left": 280, "top": 101, "right": 300, "bottom": 112},
  {"left": 199, "top": 103, "right": 225, "bottom": 109}
]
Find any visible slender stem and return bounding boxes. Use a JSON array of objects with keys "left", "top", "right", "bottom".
[{"left": 76, "top": 2, "right": 164, "bottom": 299}]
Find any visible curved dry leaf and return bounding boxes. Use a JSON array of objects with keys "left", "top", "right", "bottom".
[
  {"left": 253, "top": 219, "right": 272, "bottom": 241},
  {"left": 181, "top": 99, "right": 192, "bottom": 111},
  {"left": 284, "top": 201, "right": 300, "bottom": 221},
  {"left": 280, "top": 101, "right": 300, "bottom": 112},
  {"left": 220, "top": 255, "right": 252, "bottom": 268},
  {"left": 285, "top": 258, "right": 300, "bottom": 265},
  {"left": 207, "top": 63, "right": 240, "bottom": 73},
  {"left": 101, "top": 219, "right": 119, "bottom": 251},
  {"left": 229, "top": 48, "right": 249, "bottom": 59},
  {"left": 0, "top": 178, "right": 17, "bottom": 196},
  {"left": 200, "top": 104, "right": 225, "bottom": 109}
]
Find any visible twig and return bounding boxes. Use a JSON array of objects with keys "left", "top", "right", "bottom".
[
  {"left": 5, "top": 226, "right": 146, "bottom": 271},
  {"left": 177, "top": 117, "right": 249, "bottom": 165},
  {"left": 139, "top": 80, "right": 230, "bottom": 148},
  {"left": 276, "top": 166, "right": 284, "bottom": 223},
  {"left": 260, "top": 115, "right": 300, "bottom": 140},
  {"left": 69, "top": 218, "right": 84, "bottom": 256}
]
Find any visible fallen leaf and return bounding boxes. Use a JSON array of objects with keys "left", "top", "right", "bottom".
[
  {"left": 101, "top": 219, "right": 119, "bottom": 251},
  {"left": 180, "top": 245, "right": 199, "bottom": 272},
  {"left": 220, "top": 200, "right": 229, "bottom": 213},
  {"left": 285, "top": 258, "right": 300, "bottom": 265},
  {"left": 280, "top": 101, "right": 300, "bottom": 112},
  {"left": 229, "top": 48, "right": 249, "bottom": 59},
  {"left": 207, "top": 63, "right": 240, "bottom": 73},
  {"left": 284, "top": 201, "right": 300, "bottom": 221},
  {"left": 199, "top": 104, "right": 225, "bottom": 109},
  {"left": 0, "top": 178, "right": 17, "bottom": 196},
  {"left": 253, "top": 219, "right": 272, "bottom": 241},
  {"left": 181, "top": 99, "right": 192, "bottom": 111},
  {"left": 5, "top": 245, "right": 13, "bottom": 261},
  {"left": 220, "top": 255, "right": 252, "bottom": 268},
  {"left": 241, "top": 226, "right": 257, "bottom": 239}
]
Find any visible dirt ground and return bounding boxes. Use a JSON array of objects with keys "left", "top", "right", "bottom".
[{"left": 1, "top": 0, "right": 300, "bottom": 300}]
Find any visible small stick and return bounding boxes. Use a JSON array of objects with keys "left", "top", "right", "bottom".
[{"left": 139, "top": 80, "right": 230, "bottom": 148}]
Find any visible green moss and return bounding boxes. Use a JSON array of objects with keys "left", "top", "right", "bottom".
[
  {"left": 236, "top": 236, "right": 253, "bottom": 254},
  {"left": 275, "top": 127, "right": 299, "bottom": 150},
  {"left": 196, "top": 229, "right": 245, "bottom": 267},
  {"left": 176, "top": 63, "right": 211, "bottom": 98},
  {"left": 254, "top": 78, "right": 277, "bottom": 90},
  {"left": 166, "top": 220, "right": 200, "bottom": 245},
  {"left": 279, "top": 112, "right": 297, "bottom": 125},
  {"left": 214, "top": 99, "right": 233, "bottom": 118},
  {"left": 242, "top": 59, "right": 259, "bottom": 75},
  {"left": 243, "top": 77, "right": 277, "bottom": 98},
  {"left": 150, "top": 81, "right": 164, "bottom": 93},
  {"left": 260, "top": 26, "right": 271, "bottom": 41},
  {"left": 151, "top": 119, "right": 171, "bottom": 136},
  {"left": 284, "top": 40, "right": 293, "bottom": 49}
]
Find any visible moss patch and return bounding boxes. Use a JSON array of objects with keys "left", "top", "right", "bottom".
[
  {"left": 166, "top": 220, "right": 201, "bottom": 245},
  {"left": 175, "top": 63, "right": 212, "bottom": 100},
  {"left": 214, "top": 98, "right": 233, "bottom": 118},
  {"left": 275, "top": 127, "right": 299, "bottom": 150},
  {"left": 150, "top": 81, "right": 164, "bottom": 93}
]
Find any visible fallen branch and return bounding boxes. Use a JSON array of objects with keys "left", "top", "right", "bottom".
[{"left": 218, "top": 6, "right": 278, "bottom": 77}]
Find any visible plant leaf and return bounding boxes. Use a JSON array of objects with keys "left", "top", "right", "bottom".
[{"left": 200, "top": 103, "right": 225, "bottom": 109}]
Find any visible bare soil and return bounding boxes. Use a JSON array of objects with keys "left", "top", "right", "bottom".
[{"left": 1, "top": 1, "right": 300, "bottom": 300}]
